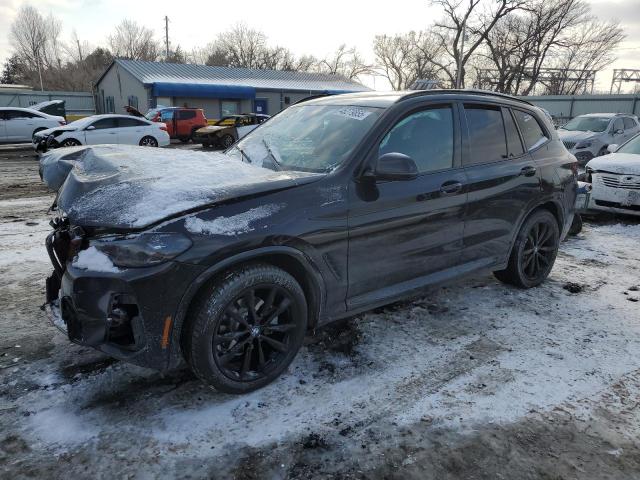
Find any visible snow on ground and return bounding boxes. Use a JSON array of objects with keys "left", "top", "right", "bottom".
[{"left": 2, "top": 147, "right": 640, "bottom": 478}]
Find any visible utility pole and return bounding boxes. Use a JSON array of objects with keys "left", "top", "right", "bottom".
[
  {"left": 164, "top": 16, "right": 170, "bottom": 60},
  {"left": 455, "top": 21, "right": 466, "bottom": 89}
]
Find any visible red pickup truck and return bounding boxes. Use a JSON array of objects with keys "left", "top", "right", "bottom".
[{"left": 126, "top": 106, "right": 207, "bottom": 142}]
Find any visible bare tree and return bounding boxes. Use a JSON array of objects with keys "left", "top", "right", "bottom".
[
  {"left": 374, "top": 31, "right": 448, "bottom": 89},
  {"left": 318, "top": 44, "right": 372, "bottom": 80},
  {"left": 108, "top": 19, "right": 159, "bottom": 61},
  {"left": 431, "top": 0, "right": 527, "bottom": 87}
]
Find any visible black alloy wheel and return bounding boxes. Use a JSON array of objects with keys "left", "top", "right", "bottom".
[
  {"left": 61, "top": 138, "right": 81, "bottom": 147},
  {"left": 139, "top": 136, "right": 158, "bottom": 147},
  {"left": 221, "top": 134, "right": 234, "bottom": 148},
  {"left": 494, "top": 209, "right": 559, "bottom": 288},
  {"left": 185, "top": 264, "right": 307, "bottom": 393},
  {"left": 214, "top": 285, "right": 297, "bottom": 382}
]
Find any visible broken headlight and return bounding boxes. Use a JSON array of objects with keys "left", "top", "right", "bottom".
[{"left": 93, "top": 232, "right": 192, "bottom": 268}]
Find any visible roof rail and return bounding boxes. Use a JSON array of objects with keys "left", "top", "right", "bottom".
[{"left": 398, "top": 89, "right": 534, "bottom": 106}]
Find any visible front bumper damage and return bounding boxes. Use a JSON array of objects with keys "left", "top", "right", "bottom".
[
  {"left": 581, "top": 172, "right": 640, "bottom": 217},
  {"left": 44, "top": 220, "right": 203, "bottom": 370}
]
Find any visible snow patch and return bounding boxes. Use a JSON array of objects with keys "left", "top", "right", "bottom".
[
  {"left": 72, "top": 246, "right": 119, "bottom": 273},
  {"left": 185, "top": 204, "right": 282, "bottom": 236}
]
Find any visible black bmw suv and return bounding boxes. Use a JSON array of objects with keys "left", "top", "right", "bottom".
[{"left": 45, "top": 90, "right": 577, "bottom": 394}]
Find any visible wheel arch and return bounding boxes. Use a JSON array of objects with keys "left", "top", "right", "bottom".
[{"left": 168, "top": 246, "right": 325, "bottom": 369}]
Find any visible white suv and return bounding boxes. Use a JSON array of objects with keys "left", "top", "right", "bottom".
[
  {"left": 0, "top": 107, "right": 66, "bottom": 143},
  {"left": 557, "top": 113, "right": 640, "bottom": 164}
]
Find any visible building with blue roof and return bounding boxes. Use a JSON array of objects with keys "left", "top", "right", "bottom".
[{"left": 95, "top": 59, "right": 371, "bottom": 119}]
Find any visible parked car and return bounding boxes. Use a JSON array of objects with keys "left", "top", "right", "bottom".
[
  {"left": 582, "top": 133, "right": 640, "bottom": 217},
  {"left": 131, "top": 106, "right": 207, "bottom": 142},
  {"left": 0, "top": 107, "right": 66, "bottom": 143},
  {"left": 43, "top": 90, "right": 577, "bottom": 394},
  {"left": 33, "top": 114, "right": 170, "bottom": 152},
  {"left": 194, "top": 113, "right": 270, "bottom": 148},
  {"left": 30, "top": 99, "right": 67, "bottom": 119},
  {"left": 558, "top": 113, "right": 640, "bottom": 164}
]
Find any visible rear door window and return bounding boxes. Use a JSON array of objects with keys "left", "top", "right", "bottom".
[
  {"left": 379, "top": 105, "right": 454, "bottom": 174},
  {"left": 623, "top": 117, "right": 637, "bottom": 130},
  {"left": 118, "top": 118, "right": 147, "bottom": 128},
  {"left": 612, "top": 118, "right": 624, "bottom": 133},
  {"left": 91, "top": 118, "right": 118, "bottom": 129},
  {"left": 177, "top": 110, "right": 196, "bottom": 120},
  {"left": 512, "top": 110, "right": 548, "bottom": 151},
  {"left": 463, "top": 104, "right": 507, "bottom": 164}
]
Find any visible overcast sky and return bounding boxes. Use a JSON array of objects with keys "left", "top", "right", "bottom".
[{"left": 1, "top": 0, "right": 639, "bottom": 92}]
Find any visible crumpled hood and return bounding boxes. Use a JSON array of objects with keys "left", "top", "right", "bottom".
[
  {"left": 586, "top": 152, "right": 640, "bottom": 175},
  {"left": 40, "top": 145, "right": 92, "bottom": 190},
  {"left": 55, "top": 145, "right": 323, "bottom": 230},
  {"left": 36, "top": 125, "right": 78, "bottom": 137},
  {"left": 196, "top": 125, "right": 228, "bottom": 134},
  {"left": 557, "top": 129, "right": 599, "bottom": 143}
]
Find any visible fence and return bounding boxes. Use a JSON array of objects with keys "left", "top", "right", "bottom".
[
  {"left": 521, "top": 94, "right": 640, "bottom": 124},
  {"left": 0, "top": 90, "right": 95, "bottom": 118}
]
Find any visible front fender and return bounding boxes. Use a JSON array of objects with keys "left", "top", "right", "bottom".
[{"left": 166, "top": 245, "right": 326, "bottom": 370}]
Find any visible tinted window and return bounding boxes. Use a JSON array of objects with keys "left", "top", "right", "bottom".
[
  {"left": 5, "top": 110, "right": 38, "bottom": 119},
  {"left": 178, "top": 110, "right": 196, "bottom": 120},
  {"left": 119, "top": 118, "right": 147, "bottom": 127},
  {"left": 503, "top": 108, "right": 524, "bottom": 156},
  {"left": 379, "top": 106, "right": 454, "bottom": 173},
  {"left": 513, "top": 110, "right": 548, "bottom": 151},
  {"left": 464, "top": 105, "right": 507, "bottom": 162},
  {"left": 623, "top": 117, "right": 636, "bottom": 130},
  {"left": 91, "top": 118, "right": 118, "bottom": 129}
]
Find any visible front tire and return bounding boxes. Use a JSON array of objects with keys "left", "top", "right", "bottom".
[
  {"left": 220, "top": 134, "right": 234, "bottom": 149},
  {"left": 494, "top": 210, "right": 560, "bottom": 288},
  {"left": 139, "top": 136, "right": 158, "bottom": 147},
  {"left": 184, "top": 264, "right": 307, "bottom": 394},
  {"left": 60, "top": 138, "right": 81, "bottom": 147}
]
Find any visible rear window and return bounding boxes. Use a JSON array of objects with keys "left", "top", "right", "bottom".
[
  {"left": 464, "top": 104, "right": 507, "bottom": 163},
  {"left": 513, "top": 110, "right": 548, "bottom": 151}
]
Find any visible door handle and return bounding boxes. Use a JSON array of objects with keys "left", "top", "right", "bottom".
[
  {"left": 440, "top": 181, "right": 463, "bottom": 195},
  {"left": 520, "top": 166, "right": 537, "bottom": 177}
]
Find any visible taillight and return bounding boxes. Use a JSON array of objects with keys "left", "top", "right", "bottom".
[
  {"left": 59, "top": 121, "right": 66, "bottom": 125},
  {"left": 159, "top": 125, "right": 167, "bottom": 131}
]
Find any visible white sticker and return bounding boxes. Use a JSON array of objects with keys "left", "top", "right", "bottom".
[{"left": 335, "top": 107, "right": 372, "bottom": 121}]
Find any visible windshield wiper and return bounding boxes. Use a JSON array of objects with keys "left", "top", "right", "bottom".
[
  {"left": 261, "top": 138, "right": 283, "bottom": 170},
  {"left": 235, "top": 145, "right": 252, "bottom": 163}
]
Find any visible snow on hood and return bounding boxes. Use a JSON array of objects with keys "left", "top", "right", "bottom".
[
  {"left": 557, "top": 129, "right": 598, "bottom": 142},
  {"left": 56, "top": 145, "right": 322, "bottom": 230},
  {"left": 586, "top": 152, "right": 640, "bottom": 175},
  {"left": 40, "top": 146, "right": 92, "bottom": 190},
  {"left": 36, "top": 125, "right": 78, "bottom": 136}
]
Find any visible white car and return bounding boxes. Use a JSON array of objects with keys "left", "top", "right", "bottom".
[
  {"left": 0, "top": 107, "right": 66, "bottom": 143},
  {"left": 558, "top": 113, "right": 640, "bottom": 164},
  {"left": 584, "top": 133, "right": 640, "bottom": 216},
  {"left": 33, "top": 114, "right": 170, "bottom": 152}
]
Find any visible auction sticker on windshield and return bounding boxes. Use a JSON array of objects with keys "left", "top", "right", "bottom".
[{"left": 335, "top": 107, "right": 373, "bottom": 121}]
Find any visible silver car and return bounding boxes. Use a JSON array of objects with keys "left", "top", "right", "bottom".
[{"left": 558, "top": 113, "right": 640, "bottom": 164}]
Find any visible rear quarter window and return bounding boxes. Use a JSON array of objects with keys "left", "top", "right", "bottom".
[{"left": 512, "top": 110, "right": 548, "bottom": 151}]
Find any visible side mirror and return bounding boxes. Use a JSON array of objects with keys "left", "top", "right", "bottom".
[
  {"left": 371, "top": 152, "right": 418, "bottom": 181},
  {"left": 607, "top": 144, "right": 618, "bottom": 153},
  {"left": 85, "top": 125, "right": 95, "bottom": 131},
  {"left": 614, "top": 129, "right": 624, "bottom": 135}
]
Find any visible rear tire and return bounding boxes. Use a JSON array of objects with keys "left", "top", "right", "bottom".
[
  {"left": 494, "top": 210, "right": 560, "bottom": 288},
  {"left": 568, "top": 213, "right": 583, "bottom": 235},
  {"left": 139, "top": 136, "right": 158, "bottom": 147},
  {"left": 184, "top": 264, "right": 307, "bottom": 394}
]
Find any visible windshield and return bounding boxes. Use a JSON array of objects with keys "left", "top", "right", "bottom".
[
  {"left": 228, "top": 104, "right": 383, "bottom": 172},
  {"left": 561, "top": 116, "right": 610, "bottom": 132},
  {"left": 617, "top": 133, "right": 640, "bottom": 155}
]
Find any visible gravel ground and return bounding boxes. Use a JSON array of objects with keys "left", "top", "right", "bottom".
[{"left": 1, "top": 144, "right": 640, "bottom": 479}]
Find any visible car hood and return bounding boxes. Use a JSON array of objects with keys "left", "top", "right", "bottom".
[
  {"left": 557, "top": 130, "right": 599, "bottom": 142},
  {"left": 196, "top": 125, "right": 230, "bottom": 134},
  {"left": 40, "top": 145, "right": 93, "bottom": 190},
  {"left": 586, "top": 152, "right": 640, "bottom": 175},
  {"left": 36, "top": 125, "right": 78, "bottom": 136},
  {"left": 55, "top": 145, "right": 323, "bottom": 231}
]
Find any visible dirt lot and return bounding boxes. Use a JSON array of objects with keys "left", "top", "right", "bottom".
[{"left": 1, "top": 144, "right": 640, "bottom": 479}]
